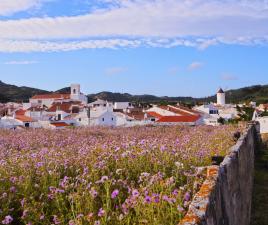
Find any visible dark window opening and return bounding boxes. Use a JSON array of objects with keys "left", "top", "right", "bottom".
[
  {"left": 57, "top": 114, "right": 62, "bottom": 121},
  {"left": 72, "top": 107, "right": 79, "bottom": 114},
  {"left": 102, "top": 118, "right": 105, "bottom": 122},
  {"left": 25, "top": 123, "right": 30, "bottom": 128},
  {"left": 73, "top": 89, "right": 76, "bottom": 94}
]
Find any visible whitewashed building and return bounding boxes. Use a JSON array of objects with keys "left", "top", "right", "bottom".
[{"left": 30, "top": 84, "right": 88, "bottom": 108}]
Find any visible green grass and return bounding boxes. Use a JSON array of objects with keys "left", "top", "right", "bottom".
[{"left": 251, "top": 137, "right": 268, "bottom": 225}]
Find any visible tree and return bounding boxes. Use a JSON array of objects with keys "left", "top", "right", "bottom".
[{"left": 217, "top": 117, "right": 225, "bottom": 125}]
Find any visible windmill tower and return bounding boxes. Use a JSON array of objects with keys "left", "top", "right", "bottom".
[{"left": 217, "top": 88, "right": 225, "bottom": 105}]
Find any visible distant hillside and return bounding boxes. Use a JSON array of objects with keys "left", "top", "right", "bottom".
[
  {"left": 55, "top": 87, "right": 71, "bottom": 94},
  {"left": 87, "top": 92, "right": 195, "bottom": 104},
  {"left": 88, "top": 85, "right": 268, "bottom": 104},
  {"left": 0, "top": 81, "right": 49, "bottom": 103},
  {"left": 225, "top": 85, "right": 268, "bottom": 104},
  {"left": 1, "top": 80, "right": 268, "bottom": 104}
]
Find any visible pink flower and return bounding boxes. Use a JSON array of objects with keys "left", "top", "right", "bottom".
[
  {"left": 132, "top": 189, "right": 139, "bottom": 197},
  {"left": 177, "top": 205, "right": 185, "bottom": 212},
  {"left": 144, "top": 196, "right": 152, "bottom": 204},
  {"left": 98, "top": 208, "right": 105, "bottom": 217},
  {"left": 53, "top": 215, "right": 61, "bottom": 224},
  {"left": 184, "top": 192, "right": 191, "bottom": 202},
  {"left": 111, "top": 189, "right": 119, "bottom": 199},
  {"left": 2, "top": 215, "right": 13, "bottom": 224},
  {"left": 90, "top": 188, "right": 98, "bottom": 198}
]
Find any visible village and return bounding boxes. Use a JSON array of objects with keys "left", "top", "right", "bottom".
[{"left": 0, "top": 83, "right": 267, "bottom": 133}]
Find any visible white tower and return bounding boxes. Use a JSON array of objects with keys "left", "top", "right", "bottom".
[
  {"left": 71, "top": 84, "right": 81, "bottom": 101},
  {"left": 217, "top": 88, "right": 225, "bottom": 105}
]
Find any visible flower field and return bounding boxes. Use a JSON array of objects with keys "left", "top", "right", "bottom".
[{"left": 0, "top": 125, "right": 240, "bottom": 225}]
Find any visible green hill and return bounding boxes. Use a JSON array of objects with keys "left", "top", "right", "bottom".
[
  {"left": 0, "top": 81, "right": 49, "bottom": 103},
  {"left": 1, "top": 80, "right": 268, "bottom": 105}
]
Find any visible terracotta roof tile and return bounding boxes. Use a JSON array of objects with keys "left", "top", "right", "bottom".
[
  {"left": 15, "top": 109, "right": 26, "bottom": 115},
  {"left": 50, "top": 122, "right": 70, "bottom": 127},
  {"left": 157, "top": 115, "right": 200, "bottom": 123},
  {"left": 147, "top": 111, "right": 163, "bottom": 119},
  {"left": 48, "top": 102, "right": 81, "bottom": 113},
  {"left": 31, "top": 94, "right": 70, "bottom": 100},
  {"left": 15, "top": 115, "right": 34, "bottom": 122}
]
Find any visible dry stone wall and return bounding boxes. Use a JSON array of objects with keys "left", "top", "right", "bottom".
[{"left": 179, "top": 124, "right": 260, "bottom": 225}]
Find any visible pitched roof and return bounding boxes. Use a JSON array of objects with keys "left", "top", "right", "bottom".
[
  {"left": 48, "top": 102, "right": 82, "bottom": 113},
  {"left": 217, "top": 88, "right": 225, "bottom": 94},
  {"left": 126, "top": 111, "right": 146, "bottom": 121},
  {"left": 31, "top": 94, "right": 70, "bottom": 100},
  {"left": 27, "top": 106, "right": 45, "bottom": 112},
  {"left": 158, "top": 105, "right": 198, "bottom": 116},
  {"left": 50, "top": 122, "right": 70, "bottom": 127},
  {"left": 147, "top": 111, "right": 163, "bottom": 119},
  {"left": 157, "top": 115, "right": 200, "bottom": 123},
  {"left": 15, "top": 115, "right": 34, "bottom": 122},
  {"left": 15, "top": 109, "right": 26, "bottom": 115}
]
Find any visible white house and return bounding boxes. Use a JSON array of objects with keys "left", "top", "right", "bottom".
[
  {"left": 0, "top": 115, "right": 39, "bottom": 128},
  {"left": 113, "top": 102, "right": 134, "bottom": 110},
  {"left": 89, "top": 107, "right": 117, "bottom": 127},
  {"left": 255, "top": 117, "right": 268, "bottom": 134},
  {"left": 30, "top": 84, "right": 88, "bottom": 108}
]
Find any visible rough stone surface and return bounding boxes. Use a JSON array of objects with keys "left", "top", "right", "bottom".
[{"left": 179, "top": 125, "right": 259, "bottom": 225}]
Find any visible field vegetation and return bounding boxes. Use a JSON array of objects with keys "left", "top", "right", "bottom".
[{"left": 0, "top": 125, "right": 240, "bottom": 225}]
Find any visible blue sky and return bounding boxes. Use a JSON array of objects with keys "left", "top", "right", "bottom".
[{"left": 0, "top": 0, "right": 268, "bottom": 97}]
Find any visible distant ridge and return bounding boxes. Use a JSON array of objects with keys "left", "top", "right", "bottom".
[
  {"left": 1, "top": 80, "right": 268, "bottom": 104},
  {"left": 0, "top": 80, "right": 49, "bottom": 103}
]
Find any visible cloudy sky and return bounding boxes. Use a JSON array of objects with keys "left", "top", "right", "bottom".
[{"left": 0, "top": 0, "right": 267, "bottom": 97}]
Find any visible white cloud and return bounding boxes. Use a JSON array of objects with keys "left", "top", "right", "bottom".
[
  {"left": 188, "top": 62, "right": 204, "bottom": 71},
  {"left": 0, "top": 0, "right": 49, "bottom": 16},
  {"left": 105, "top": 67, "right": 127, "bottom": 75},
  {"left": 0, "top": 0, "right": 268, "bottom": 52},
  {"left": 4, "top": 60, "right": 39, "bottom": 65}
]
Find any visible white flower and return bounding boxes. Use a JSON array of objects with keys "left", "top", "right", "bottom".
[{"left": 175, "top": 161, "right": 184, "bottom": 169}]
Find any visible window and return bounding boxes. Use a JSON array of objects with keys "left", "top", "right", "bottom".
[
  {"left": 209, "top": 110, "right": 218, "bottom": 114},
  {"left": 25, "top": 123, "right": 30, "bottom": 128},
  {"left": 73, "top": 89, "right": 76, "bottom": 94},
  {"left": 72, "top": 107, "right": 79, "bottom": 113},
  {"left": 151, "top": 118, "right": 156, "bottom": 122},
  {"left": 102, "top": 118, "right": 105, "bottom": 122},
  {"left": 38, "top": 100, "right": 42, "bottom": 104},
  {"left": 57, "top": 114, "right": 61, "bottom": 121},
  {"left": 79, "top": 118, "right": 82, "bottom": 122},
  {"left": 111, "top": 118, "right": 114, "bottom": 121}
]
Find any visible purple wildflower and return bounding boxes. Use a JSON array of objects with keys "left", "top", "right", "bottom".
[
  {"left": 184, "top": 192, "right": 191, "bottom": 202},
  {"left": 53, "top": 215, "right": 61, "bottom": 224},
  {"left": 2, "top": 215, "right": 13, "bottom": 224},
  {"left": 111, "top": 189, "right": 119, "bottom": 199},
  {"left": 144, "top": 195, "right": 152, "bottom": 204},
  {"left": 98, "top": 208, "right": 105, "bottom": 217},
  {"left": 90, "top": 188, "right": 98, "bottom": 198},
  {"left": 132, "top": 189, "right": 139, "bottom": 197}
]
